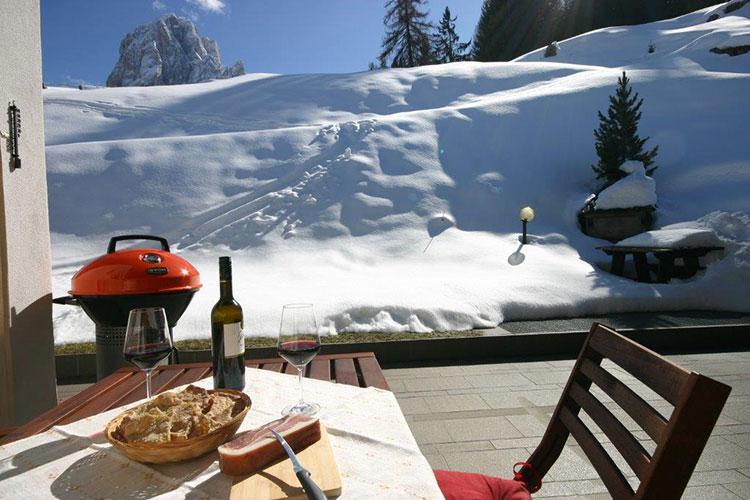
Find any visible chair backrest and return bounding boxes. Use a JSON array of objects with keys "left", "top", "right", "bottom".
[{"left": 518, "top": 323, "right": 731, "bottom": 499}]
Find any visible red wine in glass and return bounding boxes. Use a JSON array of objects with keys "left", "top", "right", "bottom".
[
  {"left": 278, "top": 340, "right": 321, "bottom": 367},
  {"left": 123, "top": 307, "right": 173, "bottom": 399},
  {"left": 124, "top": 343, "right": 173, "bottom": 371},
  {"left": 277, "top": 304, "right": 321, "bottom": 416}
]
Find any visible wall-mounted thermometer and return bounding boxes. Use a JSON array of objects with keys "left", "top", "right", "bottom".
[{"left": 9, "top": 102, "right": 21, "bottom": 169}]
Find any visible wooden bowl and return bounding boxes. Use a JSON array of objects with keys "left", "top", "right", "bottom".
[{"left": 105, "top": 388, "right": 251, "bottom": 464}]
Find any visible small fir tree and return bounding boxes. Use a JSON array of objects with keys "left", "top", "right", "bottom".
[
  {"left": 432, "top": 7, "right": 471, "bottom": 63},
  {"left": 592, "top": 71, "right": 659, "bottom": 184},
  {"left": 379, "top": 0, "right": 434, "bottom": 68}
]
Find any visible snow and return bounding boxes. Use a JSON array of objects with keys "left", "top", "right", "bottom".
[
  {"left": 46, "top": 3, "right": 750, "bottom": 344},
  {"left": 594, "top": 163, "right": 657, "bottom": 210},
  {"left": 617, "top": 227, "right": 723, "bottom": 248}
]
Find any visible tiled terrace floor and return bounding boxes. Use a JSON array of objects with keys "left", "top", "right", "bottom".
[{"left": 384, "top": 351, "right": 750, "bottom": 499}]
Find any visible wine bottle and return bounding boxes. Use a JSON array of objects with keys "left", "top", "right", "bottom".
[{"left": 211, "top": 256, "right": 246, "bottom": 390}]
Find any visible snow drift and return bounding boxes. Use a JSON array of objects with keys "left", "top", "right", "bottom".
[{"left": 46, "top": 3, "right": 750, "bottom": 343}]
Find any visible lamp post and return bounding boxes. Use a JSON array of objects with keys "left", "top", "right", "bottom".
[{"left": 519, "top": 206, "right": 535, "bottom": 244}]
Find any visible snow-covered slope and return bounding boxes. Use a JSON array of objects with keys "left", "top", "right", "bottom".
[{"left": 47, "top": 3, "right": 750, "bottom": 343}]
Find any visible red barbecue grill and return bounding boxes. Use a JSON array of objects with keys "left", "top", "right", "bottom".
[{"left": 54, "top": 235, "right": 201, "bottom": 379}]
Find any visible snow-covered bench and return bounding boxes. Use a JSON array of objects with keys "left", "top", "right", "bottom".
[{"left": 598, "top": 228, "right": 724, "bottom": 283}]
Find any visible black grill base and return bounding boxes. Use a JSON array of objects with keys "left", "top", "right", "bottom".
[{"left": 94, "top": 325, "right": 176, "bottom": 380}]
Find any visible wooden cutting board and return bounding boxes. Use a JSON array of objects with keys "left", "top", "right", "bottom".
[{"left": 229, "top": 425, "right": 342, "bottom": 499}]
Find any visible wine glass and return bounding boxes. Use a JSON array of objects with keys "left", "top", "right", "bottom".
[
  {"left": 123, "top": 307, "right": 173, "bottom": 399},
  {"left": 277, "top": 304, "right": 321, "bottom": 416}
]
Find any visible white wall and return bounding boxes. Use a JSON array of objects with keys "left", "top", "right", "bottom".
[{"left": 0, "top": 0, "right": 57, "bottom": 426}]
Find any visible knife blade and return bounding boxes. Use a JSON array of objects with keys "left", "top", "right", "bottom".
[{"left": 269, "top": 428, "right": 327, "bottom": 500}]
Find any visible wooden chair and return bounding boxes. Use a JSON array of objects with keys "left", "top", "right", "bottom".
[{"left": 515, "top": 323, "right": 732, "bottom": 499}]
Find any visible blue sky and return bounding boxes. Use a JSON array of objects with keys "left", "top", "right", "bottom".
[{"left": 41, "top": 0, "right": 483, "bottom": 86}]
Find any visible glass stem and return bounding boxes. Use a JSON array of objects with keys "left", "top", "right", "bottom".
[
  {"left": 145, "top": 368, "right": 153, "bottom": 399},
  {"left": 298, "top": 366, "right": 305, "bottom": 405}
]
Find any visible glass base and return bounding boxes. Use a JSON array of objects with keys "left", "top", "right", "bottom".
[{"left": 282, "top": 401, "right": 320, "bottom": 417}]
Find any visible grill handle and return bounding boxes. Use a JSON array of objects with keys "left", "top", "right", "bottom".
[
  {"left": 107, "top": 235, "right": 170, "bottom": 254},
  {"left": 53, "top": 295, "right": 80, "bottom": 306}
]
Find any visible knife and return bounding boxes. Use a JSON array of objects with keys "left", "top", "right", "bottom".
[{"left": 269, "top": 428, "right": 327, "bottom": 500}]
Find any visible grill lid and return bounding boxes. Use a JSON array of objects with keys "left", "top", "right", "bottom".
[{"left": 70, "top": 235, "right": 202, "bottom": 296}]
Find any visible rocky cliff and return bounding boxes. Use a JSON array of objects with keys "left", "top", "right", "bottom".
[{"left": 106, "top": 14, "right": 244, "bottom": 87}]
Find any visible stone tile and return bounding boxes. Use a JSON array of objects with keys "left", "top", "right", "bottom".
[
  {"left": 688, "top": 469, "right": 750, "bottom": 486},
  {"left": 384, "top": 366, "right": 446, "bottom": 378},
  {"left": 521, "top": 370, "right": 573, "bottom": 385},
  {"left": 464, "top": 372, "right": 534, "bottom": 388},
  {"left": 435, "top": 441, "right": 496, "bottom": 454},
  {"left": 384, "top": 378, "right": 406, "bottom": 392},
  {"left": 535, "top": 495, "right": 611, "bottom": 500},
  {"left": 695, "top": 438, "right": 750, "bottom": 471},
  {"left": 724, "top": 481, "right": 750, "bottom": 499},
  {"left": 480, "top": 391, "right": 527, "bottom": 409},
  {"left": 532, "top": 479, "right": 607, "bottom": 497},
  {"left": 507, "top": 413, "right": 550, "bottom": 438},
  {"left": 424, "top": 394, "right": 490, "bottom": 413},
  {"left": 682, "top": 485, "right": 742, "bottom": 499},
  {"left": 458, "top": 363, "right": 526, "bottom": 375},
  {"left": 721, "top": 401, "right": 750, "bottom": 425},
  {"left": 396, "top": 397, "right": 431, "bottom": 415},
  {"left": 544, "top": 446, "right": 600, "bottom": 481},
  {"left": 418, "top": 443, "right": 439, "bottom": 455},
  {"left": 712, "top": 425, "right": 750, "bottom": 437},
  {"left": 724, "top": 433, "right": 750, "bottom": 451},
  {"left": 490, "top": 436, "right": 542, "bottom": 450},
  {"left": 408, "top": 420, "right": 453, "bottom": 444},
  {"left": 441, "top": 448, "right": 528, "bottom": 477},
  {"left": 402, "top": 376, "right": 470, "bottom": 392},
  {"left": 446, "top": 383, "right": 560, "bottom": 396},
  {"left": 423, "top": 453, "right": 448, "bottom": 469},
  {"left": 446, "top": 415, "right": 523, "bottom": 442},
  {"left": 396, "top": 390, "right": 449, "bottom": 398}
]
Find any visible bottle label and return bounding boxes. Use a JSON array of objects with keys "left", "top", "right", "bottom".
[{"left": 223, "top": 322, "right": 244, "bottom": 358}]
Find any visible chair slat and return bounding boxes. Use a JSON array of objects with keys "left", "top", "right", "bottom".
[
  {"left": 1, "top": 369, "right": 135, "bottom": 442},
  {"left": 117, "top": 367, "right": 188, "bottom": 406},
  {"left": 334, "top": 358, "right": 359, "bottom": 387},
  {"left": 162, "top": 366, "right": 212, "bottom": 391},
  {"left": 357, "top": 356, "right": 390, "bottom": 390},
  {"left": 588, "top": 326, "right": 688, "bottom": 404},
  {"left": 580, "top": 359, "right": 667, "bottom": 443},
  {"left": 560, "top": 405, "right": 635, "bottom": 499},
  {"left": 284, "top": 363, "right": 298, "bottom": 375},
  {"left": 637, "top": 374, "right": 732, "bottom": 499},
  {"left": 261, "top": 362, "right": 283, "bottom": 373},
  {"left": 58, "top": 370, "right": 146, "bottom": 424},
  {"left": 568, "top": 382, "right": 651, "bottom": 479},
  {"left": 309, "top": 358, "right": 331, "bottom": 382}
]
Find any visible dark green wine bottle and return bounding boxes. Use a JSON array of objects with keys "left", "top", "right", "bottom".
[{"left": 211, "top": 257, "right": 246, "bottom": 390}]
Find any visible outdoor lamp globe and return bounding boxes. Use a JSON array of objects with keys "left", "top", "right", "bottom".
[{"left": 520, "top": 206, "right": 535, "bottom": 223}]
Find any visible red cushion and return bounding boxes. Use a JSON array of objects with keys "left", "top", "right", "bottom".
[{"left": 434, "top": 470, "right": 531, "bottom": 500}]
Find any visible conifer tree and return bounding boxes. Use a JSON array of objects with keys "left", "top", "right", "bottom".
[
  {"left": 432, "top": 7, "right": 471, "bottom": 63},
  {"left": 592, "top": 72, "right": 659, "bottom": 184},
  {"left": 472, "top": 0, "right": 508, "bottom": 61},
  {"left": 379, "top": 0, "right": 434, "bottom": 68}
]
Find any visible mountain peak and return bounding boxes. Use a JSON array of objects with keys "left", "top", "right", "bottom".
[{"left": 106, "top": 14, "right": 244, "bottom": 87}]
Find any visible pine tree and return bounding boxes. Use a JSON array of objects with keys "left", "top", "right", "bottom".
[
  {"left": 432, "top": 7, "right": 471, "bottom": 63},
  {"left": 472, "top": 0, "right": 508, "bottom": 61},
  {"left": 379, "top": 0, "right": 434, "bottom": 68},
  {"left": 592, "top": 72, "right": 659, "bottom": 184}
]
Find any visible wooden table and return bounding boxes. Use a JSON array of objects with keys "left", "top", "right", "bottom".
[
  {"left": 598, "top": 245, "right": 724, "bottom": 283},
  {"left": 0, "top": 352, "right": 388, "bottom": 444}
]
